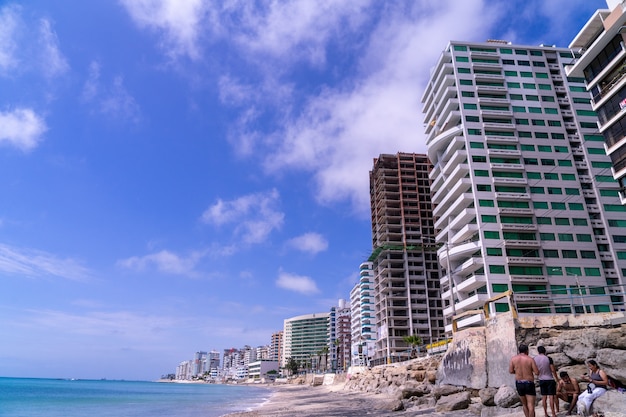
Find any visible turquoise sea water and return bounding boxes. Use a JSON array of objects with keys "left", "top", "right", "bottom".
[{"left": 0, "top": 377, "right": 270, "bottom": 417}]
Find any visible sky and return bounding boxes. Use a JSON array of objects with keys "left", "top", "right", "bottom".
[{"left": 0, "top": 0, "right": 608, "bottom": 381}]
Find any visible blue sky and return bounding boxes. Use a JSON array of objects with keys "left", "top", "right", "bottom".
[{"left": 0, "top": 0, "right": 606, "bottom": 380}]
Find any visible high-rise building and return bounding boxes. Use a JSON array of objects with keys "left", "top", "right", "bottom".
[
  {"left": 369, "top": 153, "right": 444, "bottom": 362},
  {"left": 208, "top": 350, "right": 220, "bottom": 371},
  {"left": 270, "top": 330, "right": 283, "bottom": 363},
  {"left": 350, "top": 262, "right": 376, "bottom": 366},
  {"left": 282, "top": 313, "right": 330, "bottom": 370},
  {"left": 422, "top": 40, "right": 626, "bottom": 332},
  {"left": 329, "top": 300, "right": 351, "bottom": 371},
  {"left": 566, "top": 1, "right": 626, "bottom": 203}
]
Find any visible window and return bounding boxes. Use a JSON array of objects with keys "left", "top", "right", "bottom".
[
  {"left": 520, "top": 71, "right": 532, "bottom": 78},
  {"left": 484, "top": 231, "right": 500, "bottom": 239},
  {"left": 565, "top": 188, "right": 580, "bottom": 195},
  {"left": 548, "top": 120, "right": 562, "bottom": 127},
  {"left": 535, "top": 132, "right": 548, "bottom": 138},
  {"left": 558, "top": 233, "right": 574, "bottom": 242},
  {"left": 505, "top": 70, "right": 518, "bottom": 76},
  {"left": 541, "top": 95, "right": 555, "bottom": 102},
  {"left": 462, "top": 91, "right": 475, "bottom": 97},
  {"left": 572, "top": 218, "right": 588, "bottom": 226},
  {"left": 552, "top": 202, "right": 566, "bottom": 210},
  {"left": 544, "top": 108, "right": 558, "bottom": 114},
  {"left": 543, "top": 249, "right": 558, "bottom": 258},
  {"left": 500, "top": 48, "right": 512, "bottom": 54},
  {"left": 512, "top": 106, "right": 526, "bottom": 112},
  {"left": 554, "top": 146, "right": 568, "bottom": 152},
  {"left": 532, "top": 61, "right": 546, "bottom": 67},
  {"left": 523, "top": 83, "right": 536, "bottom": 89},
  {"left": 492, "top": 283, "right": 509, "bottom": 292},
  {"left": 576, "top": 234, "right": 592, "bottom": 242},
  {"left": 534, "top": 201, "right": 548, "bottom": 209},
  {"left": 540, "top": 159, "right": 555, "bottom": 166},
  {"left": 466, "top": 115, "right": 480, "bottom": 122},
  {"left": 516, "top": 119, "right": 529, "bottom": 125},
  {"left": 481, "top": 215, "right": 497, "bottom": 223},
  {"left": 479, "top": 199, "right": 495, "bottom": 207},
  {"left": 463, "top": 103, "right": 478, "bottom": 110},
  {"left": 580, "top": 250, "right": 596, "bottom": 259},
  {"left": 502, "top": 59, "right": 515, "bottom": 65},
  {"left": 569, "top": 203, "right": 584, "bottom": 211},
  {"left": 470, "top": 141, "right": 485, "bottom": 148},
  {"left": 558, "top": 160, "right": 572, "bottom": 167},
  {"left": 537, "top": 217, "right": 551, "bottom": 224},
  {"left": 525, "top": 95, "right": 539, "bottom": 101},
  {"left": 458, "top": 67, "right": 471, "bottom": 74},
  {"left": 508, "top": 82, "right": 521, "bottom": 88},
  {"left": 518, "top": 60, "right": 530, "bottom": 66},
  {"left": 532, "top": 119, "right": 546, "bottom": 126},
  {"left": 537, "top": 145, "right": 551, "bottom": 152},
  {"left": 454, "top": 45, "right": 468, "bottom": 51},
  {"left": 525, "top": 158, "right": 538, "bottom": 165},
  {"left": 529, "top": 107, "right": 542, "bottom": 113},
  {"left": 551, "top": 133, "right": 565, "bottom": 139},
  {"left": 538, "top": 84, "right": 552, "bottom": 90},
  {"left": 561, "top": 173, "right": 576, "bottom": 181},
  {"left": 472, "top": 155, "right": 487, "bottom": 163},
  {"left": 570, "top": 86, "right": 587, "bottom": 92},
  {"left": 489, "top": 265, "right": 505, "bottom": 273},
  {"left": 456, "top": 56, "right": 469, "bottom": 62},
  {"left": 536, "top": 72, "right": 549, "bottom": 79},
  {"left": 515, "top": 49, "right": 528, "bottom": 55},
  {"left": 554, "top": 217, "right": 569, "bottom": 225},
  {"left": 487, "top": 248, "right": 502, "bottom": 256},
  {"left": 544, "top": 173, "right": 558, "bottom": 180},
  {"left": 530, "top": 187, "right": 545, "bottom": 194},
  {"left": 596, "top": 175, "right": 615, "bottom": 182},
  {"left": 474, "top": 169, "right": 489, "bottom": 177},
  {"left": 547, "top": 266, "right": 563, "bottom": 275},
  {"left": 527, "top": 172, "right": 541, "bottom": 179},
  {"left": 510, "top": 93, "right": 523, "bottom": 100},
  {"left": 460, "top": 79, "right": 473, "bottom": 85},
  {"left": 521, "top": 144, "right": 535, "bottom": 151},
  {"left": 477, "top": 184, "right": 492, "bottom": 191},
  {"left": 547, "top": 187, "right": 562, "bottom": 195}
]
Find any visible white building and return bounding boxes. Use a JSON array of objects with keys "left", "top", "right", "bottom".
[
  {"left": 282, "top": 313, "right": 330, "bottom": 370},
  {"left": 248, "top": 360, "right": 279, "bottom": 381},
  {"left": 350, "top": 263, "right": 376, "bottom": 366},
  {"left": 422, "top": 40, "right": 626, "bottom": 332}
]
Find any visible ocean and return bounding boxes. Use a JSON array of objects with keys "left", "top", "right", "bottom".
[{"left": 0, "top": 377, "right": 271, "bottom": 417}]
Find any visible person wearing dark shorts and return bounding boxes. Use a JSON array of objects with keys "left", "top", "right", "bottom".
[
  {"left": 516, "top": 380, "right": 537, "bottom": 396},
  {"left": 510, "top": 344, "right": 539, "bottom": 417},
  {"left": 557, "top": 371, "right": 579, "bottom": 415},
  {"left": 534, "top": 346, "right": 558, "bottom": 417}
]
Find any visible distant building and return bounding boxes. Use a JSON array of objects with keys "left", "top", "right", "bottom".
[
  {"left": 270, "top": 331, "right": 283, "bottom": 363},
  {"left": 350, "top": 262, "right": 376, "bottom": 366},
  {"left": 330, "top": 300, "right": 351, "bottom": 371},
  {"left": 248, "top": 360, "right": 279, "bottom": 381},
  {"left": 282, "top": 312, "right": 330, "bottom": 371}
]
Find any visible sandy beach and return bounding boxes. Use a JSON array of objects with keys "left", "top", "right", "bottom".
[
  {"left": 223, "top": 383, "right": 625, "bottom": 417},
  {"left": 224, "top": 383, "right": 404, "bottom": 417}
]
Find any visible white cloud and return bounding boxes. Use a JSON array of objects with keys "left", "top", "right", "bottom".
[
  {"left": 119, "top": 0, "right": 208, "bottom": 61},
  {"left": 286, "top": 232, "right": 328, "bottom": 255},
  {"left": 117, "top": 249, "right": 207, "bottom": 276},
  {"left": 257, "top": 1, "right": 500, "bottom": 214},
  {"left": 201, "top": 189, "right": 284, "bottom": 244},
  {"left": 81, "top": 61, "right": 141, "bottom": 123},
  {"left": 0, "top": 108, "right": 47, "bottom": 151},
  {"left": 0, "top": 4, "right": 20, "bottom": 73},
  {"left": 37, "top": 18, "right": 69, "bottom": 78},
  {"left": 0, "top": 243, "right": 90, "bottom": 281},
  {"left": 276, "top": 270, "right": 320, "bottom": 295}
]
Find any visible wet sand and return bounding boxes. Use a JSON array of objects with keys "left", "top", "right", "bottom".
[{"left": 224, "top": 383, "right": 401, "bottom": 417}]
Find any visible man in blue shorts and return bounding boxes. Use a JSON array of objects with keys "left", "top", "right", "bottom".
[{"left": 510, "top": 344, "right": 539, "bottom": 417}]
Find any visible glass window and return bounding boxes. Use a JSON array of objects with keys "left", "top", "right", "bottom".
[
  {"left": 479, "top": 199, "right": 495, "bottom": 207},
  {"left": 456, "top": 56, "right": 469, "bottom": 62},
  {"left": 558, "top": 233, "right": 574, "bottom": 241},
  {"left": 463, "top": 103, "right": 478, "bottom": 110},
  {"left": 484, "top": 231, "right": 500, "bottom": 239},
  {"left": 552, "top": 202, "right": 566, "bottom": 210},
  {"left": 569, "top": 203, "right": 584, "bottom": 210}
]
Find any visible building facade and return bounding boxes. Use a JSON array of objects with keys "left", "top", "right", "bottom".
[
  {"left": 350, "top": 262, "right": 377, "bottom": 366},
  {"left": 422, "top": 40, "right": 626, "bottom": 332},
  {"left": 369, "top": 153, "right": 444, "bottom": 362},
  {"left": 567, "top": 1, "right": 626, "bottom": 203},
  {"left": 270, "top": 331, "right": 283, "bottom": 363},
  {"left": 282, "top": 313, "right": 330, "bottom": 370},
  {"left": 329, "top": 300, "right": 351, "bottom": 371}
]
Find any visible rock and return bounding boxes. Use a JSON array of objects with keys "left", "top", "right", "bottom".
[
  {"left": 479, "top": 387, "right": 498, "bottom": 406},
  {"left": 596, "top": 348, "right": 626, "bottom": 382},
  {"left": 378, "top": 399, "right": 404, "bottom": 412},
  {"left": 398, "top": 383, "right": 431, "bottom": 399},
  {"left": 591, "top": 389, "right": 626, "bottom": 414},
  {"left": 480, "top": 405, "right": 523, "bottom": 416},
  {"left": 494, "top": 385, "right": 521, "bottom": 408},
  {"left": 432, "top": 384, "right": 464, "bottom": 399},
  {"left": 435, "top": 391, "right": 471, "bottom": 412}
]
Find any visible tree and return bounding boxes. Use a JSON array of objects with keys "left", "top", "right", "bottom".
[
  {"left": 334, "top": 338, "right": 342, "bottom": 371},
  {"left": 402, "top": 335, "right": 423, "bottom": 358},
  {"left": 321, "top": 346, "right": 329, "bottom": 372},
  {"left": 286, "top": 357, "right": 298, "bottom": 376}
]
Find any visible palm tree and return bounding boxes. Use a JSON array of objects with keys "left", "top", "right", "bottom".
[
  {"left": 320, "top": 346, "right": 329, "bottom": 371},
  {"left": 402, "top": 335, "right": 423, "bottom": 358},
  {"left": 333, "top": 338, "right": 342, "bottom": 371}
]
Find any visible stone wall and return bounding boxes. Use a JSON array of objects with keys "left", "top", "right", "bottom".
[{"left": 339, "top": 312, "right": 626, "bottom": 415}]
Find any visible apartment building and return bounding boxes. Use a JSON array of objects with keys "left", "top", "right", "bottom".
[
  {"left": 369, "top": 153, "right": 444, "bottom": 362},
  {"left": 329, "top": 300, "right": 351, "bottom": 371},
  {"left": 350, "top": 261, "right": 376, "bottom": 366},
  {"left": 567, "top": 0, "right": 626, "bottom": 203},
  {"left": 422, "top": 40, "right": 626, "bottom": 332},
  {"left": 270, "top": 331, "right": 283, "bottom": 363},
  {"left": 282, "top": 313, "right": 330, "bottom": 370}
]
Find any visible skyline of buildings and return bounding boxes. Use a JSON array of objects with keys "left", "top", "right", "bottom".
[{"left": 172, "top": 1, "right": 626, "bottom": 379}]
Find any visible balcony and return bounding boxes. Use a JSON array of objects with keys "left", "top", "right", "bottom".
[
  {"left": 509, "top": 275, "right": 548, "bottom": 283},
  {"left": 455, "top": 274, "right": 487, "bottom": 293},
  {"left": 495, "top": 192, "right": 530, "bottom": 200},
  {"left": 483, "top": 121, "right": 515, "bottom": 130},
  {"left": 506, "top": 256, "right": 543, "bottom": 264},
  {"left": 500, "top": 223, "right": 537, "bottom": 231},
  {"left": 513, "top": 293, "right": 551, "bottom": 302},
  {"left": 503, "top": 240, "right": 541, "bottom": 248},
  {"left": 498, "top": 207, "right": 533, "bottom": 215}
]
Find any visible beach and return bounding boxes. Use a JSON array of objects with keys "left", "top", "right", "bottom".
[
  {"left": 224, "top": 382, "right": 626, "bottom": 417},
  {"left": 224, "top": 383, "right": 403, "bottom": 417}
]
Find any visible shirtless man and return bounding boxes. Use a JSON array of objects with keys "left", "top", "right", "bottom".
[
  {"left": 556, "top": 371, "right": 579, "bottom": 415},
  {"left": 509, "top": 344, "right": 539, "bottom": 417}
]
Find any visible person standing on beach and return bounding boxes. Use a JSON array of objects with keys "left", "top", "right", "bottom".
[
  {"left": 556, "top": 371, "right": 579, "bottom": 415},
  {"left": 510, "top": 344, "right": 539, "bottom": 417},
  {"left": 533, "top": 346, "right": 557, "bottom": 417}
]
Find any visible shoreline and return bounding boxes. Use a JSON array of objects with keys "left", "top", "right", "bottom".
[{"left": 222, "top": 382, "right": 409, "bottom": 417}]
